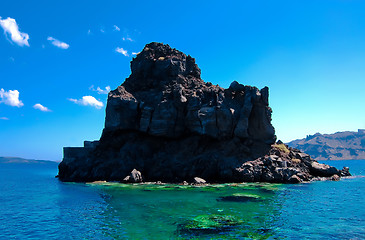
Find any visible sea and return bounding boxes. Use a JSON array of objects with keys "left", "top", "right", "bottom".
[{"left": 0, "top": 160, "right": 364, "bottom": 240}]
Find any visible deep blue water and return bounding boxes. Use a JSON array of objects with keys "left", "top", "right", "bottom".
[{"left": 0, "top": 160, "right": 364, "bottom": 239}]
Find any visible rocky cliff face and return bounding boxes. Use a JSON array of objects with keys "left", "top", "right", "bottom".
[
  {"left": 58, "top": 42, "right": 350, "bottom": 183},
  {"left": 104, "top": 42, "right": 275, "bottom": 141}
]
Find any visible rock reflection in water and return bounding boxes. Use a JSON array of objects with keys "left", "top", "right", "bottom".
[{"left": 88, "top": 183, "right": 282, "bottom": 239}]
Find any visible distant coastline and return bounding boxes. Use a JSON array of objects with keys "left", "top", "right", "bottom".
[
  {"left": 287, "top": 129, "right": 365, "bottom": 160},
  {"left": 0, "top": 157, "right": 59, "bottom": 164}
]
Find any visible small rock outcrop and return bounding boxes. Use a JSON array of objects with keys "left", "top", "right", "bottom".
[
  {"left": 58, "top": 42, "right": 350, "bottom": 183},
  {"left": 234, "top": 143, "right": 351, "bottom": 183}
]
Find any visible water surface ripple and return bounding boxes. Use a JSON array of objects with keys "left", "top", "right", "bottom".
[{"left": 0, "top": 160, "right": 364, "bottom": 239}]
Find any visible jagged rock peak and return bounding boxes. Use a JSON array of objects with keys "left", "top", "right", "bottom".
[
  {"left": 105, "top": 42, "right": 276, "bottom": 141},
  {"left": 123, "top": 42, "right": 202, "bottom": 92}
]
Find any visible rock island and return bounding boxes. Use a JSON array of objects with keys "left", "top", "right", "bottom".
[{"left": 58, "top": 42, "right": 350, "bottom": 183}]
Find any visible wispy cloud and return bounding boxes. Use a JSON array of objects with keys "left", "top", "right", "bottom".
[
  {"left": 68, "top": 96, "right": 104, "bottom": 109},
  {"left": 0, "top": 117, "right": 9, "bottom": 120},
  {"left": 122, "top": 37, "right": 133, "bottom": 42},
  {"left": 132, "top": 52, "right": 139, "bottom": 56},
  {"left": 87, "top": 29, "right": 91, "bottom": 35},
  {"left": 0, "top": 17, "right": 29, "bottom": 47},
  {"left": 33, "top": 103, "right": 51, "bottom": 112},
  {"left": 114, "top": 25, "right": 120, "bottom": 31},
  {"left": 47, "top": 36, "right": 69, "bottom": 49},
  {"left": 0, "top": 88, "right": 24, "bottom": 107},
  {"left": 90, "top": 85, "right": 111, "bottom": 94},
  {"left": 116, "top": 47, "right": 128, "bottom": 56}
]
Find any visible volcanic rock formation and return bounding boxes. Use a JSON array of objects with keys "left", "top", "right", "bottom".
[{"left": 58, "top": 42, "right": 350, "bottom": 183}]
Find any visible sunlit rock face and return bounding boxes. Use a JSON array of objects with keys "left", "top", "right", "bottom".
[
  {"left": 58, "top": 42, "right": 349, "bottom": 183},
  {"left": 104, "top": 42, "right": 275, "bottom": 141}
]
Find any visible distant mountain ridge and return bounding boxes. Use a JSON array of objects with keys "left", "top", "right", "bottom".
[
  {"left": 0, "top": 157, "right": 58, "bottom": 164},
  {"left": 287, "top": 129, "right": 365, "bottom": 160}
]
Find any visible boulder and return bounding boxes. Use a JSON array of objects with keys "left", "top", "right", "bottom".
[
  {"left": 331, "top": 174, "right": 340, "bottom": 181},
  {"left": 288, "top": 175, "right": 301, "bottom": 183},
  {"left": 340, "top": 167, "right": 351, "bottom": 177},
  {"left": 295, "top": 152, "right": 310, "bottom": 161},
  {"left": 193, "top": 177, "right": 207, "bottom": 184},
  {"left": 123, "top": 169, "right": 143, "bottom": 183},
  {"left": 310, "top": 162, "right": 339, "bottom": 177}
]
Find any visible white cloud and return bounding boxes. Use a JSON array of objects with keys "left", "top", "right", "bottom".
[
  {"left": 47, "top": 36, "right": 69, "bottom": 49},
  {"left": 97, "top": 86, "right": 111, "bottom": 94},
  {"left": 122, "top": 37, "right": 133, "bottom": 42},
  {"left": 116, "top": 47, "right": 128, "bottom": 56},
  {"left": 0, "top": 117, "right": 9, "bottom": 120},
  {"left": 90, "top": 85, "right": 111, "bottom": 94},
  {"left": 0, "top": 17, "right": 29, "bottom": 47},
  {"left": 68, "top": 96, "right": 104, "bottom": 109},
  {"left": 0, "top": 88, "right": 24, "bottom": 107},
  {"left": 87, "top": 29, "right": 91, "bottom": 35},
  {"left": 100, "top": 29, "right": 105, "bottom": 33},
  {"left": 132, "top": 52, "right": 139, "bottom": 56},
  {"left": 114, "top": 25, "right": 120, "bottom": 31},
  {"left": 33, "top": 103, "right": 51, "bottom": 112}
]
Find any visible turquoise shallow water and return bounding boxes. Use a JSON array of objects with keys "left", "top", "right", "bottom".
[{"left": 0, "top": 160, "right": 364, "bottom": 239}]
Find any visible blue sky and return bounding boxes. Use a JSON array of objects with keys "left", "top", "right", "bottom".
[{"left": 1, "top": 0, "right": 365, "bottom": 161}]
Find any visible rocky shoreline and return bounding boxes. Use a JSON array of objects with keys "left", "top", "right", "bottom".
[
  {"left": 87, "top": 142, "right": 351, "bottom": 185},
  {"left": 58, "top": 42, "right": 350, "bottom": 184}
]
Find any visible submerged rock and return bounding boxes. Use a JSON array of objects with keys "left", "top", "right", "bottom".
[
  {"left": 217, "top": 193, "right": 262, "bottom": 202},
  {"left": 179, "top": 215, "right": 242, "bottom": 233},
  {"left": 58, "top": 42, "right": 350, "bottom": 183}
]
